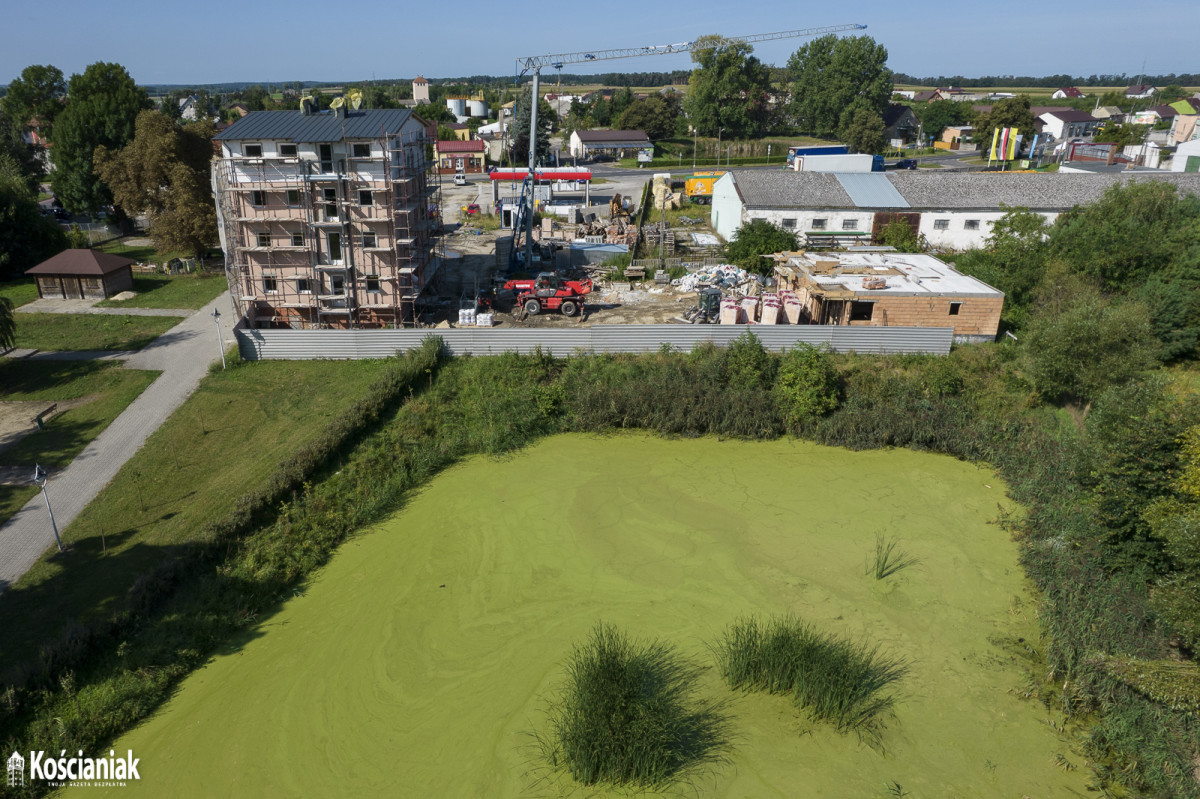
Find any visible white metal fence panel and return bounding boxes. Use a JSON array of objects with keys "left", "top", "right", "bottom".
[{"left": 235, "top": 325, "right": 954, "bottom": 360}]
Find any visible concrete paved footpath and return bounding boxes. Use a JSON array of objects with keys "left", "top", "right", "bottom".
[{"left": 0, "top": 292, "right": 235, "bottom": 591}]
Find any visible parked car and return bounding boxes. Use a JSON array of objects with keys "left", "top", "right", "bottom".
[{"left": 892, "top": 159, "right": 919, "bottom": 170}]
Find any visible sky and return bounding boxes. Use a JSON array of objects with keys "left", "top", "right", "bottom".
[{"left": 3, "top": 0, "right": 1196, "bottom": 87}]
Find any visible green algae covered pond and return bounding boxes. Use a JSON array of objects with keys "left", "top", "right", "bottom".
[{"left": 97, "top": 435, "right": 1091, "bottom": 797}]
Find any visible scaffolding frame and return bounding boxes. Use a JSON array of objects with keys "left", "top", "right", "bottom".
[{"left": 214, "top": 122, "right": 437, "bottom": 329}]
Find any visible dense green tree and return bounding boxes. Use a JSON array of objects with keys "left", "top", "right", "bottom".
[
  {"left": 724, "top": 219, "right": 797, "bottom": 274},
  {"left": 1096, "top": 90, "right": 1127, "bottom": 109},
  {"left": 617, "top": 94, "right": 681, "bottom": 140},
  {"left": 0, "top": 156, "right": 67, "bottom": 280},
  {"left": 610, "top": 87, "right": 634, "bottom": 118},
  {"left": 50, "top": 62, "right": 151, "bottom": 215},
  {"left": 1, "top": 64, "right": 66, "bottom": 139},
  {"left": 0, "top": 109, "right": 44, "bottom": 193},
  {"left": 838, "top": 103, "right": 886, "bottom": 154},
  {"left": 913, "top": 100, "right": 973, "bottom": 141},
  {"left": 589, "top": 96, "right": 612, "bottom": 127},
  {"left": 787, "top": 35, "right": 891, "bottom": 138},
  {"left": 511, "top": 88, "right": 553, "bottom": 166},
  {"left": 1147, "top": 424, "right": 1200, "bottom": 648},
  {"left": 1093, "top": 123, "right": 1148, "bottom": 146},
  {"left": 239, "top": 85, "right": 270, "bottom": 111},
  {"left": 94, "top": 111, "right": 216, "bottom": 260},
  {"left": 1050, "top": 181, "right": 1200, "bottom": 360},
  {"left": 1022, "top": 270, "right": 1157, "bottom": 406},
  {"left": 684, "top": 35, "right": 773, "bottom": 138},
  {"left": 973, "top": 96, "right": 1036, "bottom": 154},
  {"left": 954, "top": 207, "right": 1050, "bottom": 328},
  {"left": 1159, "top": 84, "right": 1186, "bottom": 102},
  {"left": 0, "top": 296, "right": 14, "bottom": 351},
  {"left": 878, "top": 218, "right": 924, "bottom": 253}
]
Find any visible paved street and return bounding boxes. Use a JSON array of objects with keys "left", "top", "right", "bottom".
[{"left": 0, "top": 292, "right": 235, "bottom": 591}]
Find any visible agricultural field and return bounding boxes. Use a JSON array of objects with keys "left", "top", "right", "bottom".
[{"left": 100, "top": 435, "right": 1090, "bottom": 797}]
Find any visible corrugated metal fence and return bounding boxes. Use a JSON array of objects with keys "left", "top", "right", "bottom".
[{"left": 235, "top": 325, "right": 953, "bottom": 360}]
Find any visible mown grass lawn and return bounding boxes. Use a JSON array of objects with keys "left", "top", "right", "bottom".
[
  {"left": 96, "top": 273, "right": 226, "bottom": 310},
  {"left": 0, "top": 279, "right": 39, "bottom": 309},
  {"left": 0, "top": 358, "right": 388, "bottom": 672},
  {"left": 0, "top": 360, "right": 159, "bottom": 527},
  {"left": 13, "top": 313, "right": 183, "bottom": 351}
]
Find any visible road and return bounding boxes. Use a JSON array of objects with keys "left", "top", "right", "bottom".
[{"left": 0, "top": 292, "right": 235, "bottom": 591}]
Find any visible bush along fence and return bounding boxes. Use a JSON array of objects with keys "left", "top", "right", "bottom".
[{"left": 2, "top": 336, "right": 1197, "bottom": 798}]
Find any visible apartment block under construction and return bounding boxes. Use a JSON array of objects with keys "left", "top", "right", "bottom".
[{"left": 213, "top": 106, "right": 435, "bottom": 328}]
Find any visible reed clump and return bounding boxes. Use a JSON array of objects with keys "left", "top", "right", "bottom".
[
  {"left": 540, "top": 623, "right": 730, "bottom": 788},
  {"left": 714, "top": 615, "right": 907, "bottom": 740}
]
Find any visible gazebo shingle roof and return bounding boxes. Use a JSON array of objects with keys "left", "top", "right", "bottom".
[{"left": 25, "top": 249, "right": 135, "bottom": 277}]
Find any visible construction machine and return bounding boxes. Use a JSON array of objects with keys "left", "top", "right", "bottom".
[
  {"left": 503, "top": 272, "right": 593, "bottom": 317},
  {"left": 682, "top": 287, "right": 723, "bottom": 324}
]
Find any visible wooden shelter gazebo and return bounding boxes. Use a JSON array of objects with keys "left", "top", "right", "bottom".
[{"left": 25, "top": 249, "right": 135, "bottom": 300}]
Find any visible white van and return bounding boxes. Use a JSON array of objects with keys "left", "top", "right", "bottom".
[{"left": 453, "top": 173, "right": 468, "bottom": 186}]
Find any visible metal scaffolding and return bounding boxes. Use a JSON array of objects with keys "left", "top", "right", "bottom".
[{"left": 213, "top": 125, "right": 436, "bottom": 329}]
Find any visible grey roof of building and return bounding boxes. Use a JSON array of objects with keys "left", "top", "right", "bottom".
[
  {"left": 215, "top": 109, "right": 418, "bottom": 142},
  {"left": 731, "top": 171, "right": 853, "bottom": 208},
  {"left": 729, "top": 169, "right": 1200, "bottom": 211},
  {"left": 836, "top": 173, "right": 909, "bottom": 208}
]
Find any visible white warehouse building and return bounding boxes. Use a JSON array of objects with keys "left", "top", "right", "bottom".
[{"left": 710, "top": 170, "right": 1200, "bottom": 250}]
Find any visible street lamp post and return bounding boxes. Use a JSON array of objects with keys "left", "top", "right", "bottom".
[
  {"left": 717, "top": 127, "right": 725, "bottom": 167},
  {"left": 33, "top": 464, "right": 63, "bottom": 553},
  {"left": 692, "top": 128, "right": 697, "bottom": 170},
  {"left": 212, "top": 308, "right": 226, "bottom": 370}
]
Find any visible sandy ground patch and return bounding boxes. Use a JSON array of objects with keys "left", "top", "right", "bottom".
[{"left": 0, "top": 397, "right": 96, "bottom": 482}]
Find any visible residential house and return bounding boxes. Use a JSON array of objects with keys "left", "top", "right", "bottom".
[
  {"left": 709, "top": 169, "right": 1200, "bottom": 250},
  {"left": 936, "top": 125, "right": 975, "bottom": 151},
  {"left": 1126, "top": 84, "right": 1158, "bottom": 99},
  {"left": 433, "top": 140, "right": 487, "bottom": 174},
  {"left": 1170, "top": 113, "right": 1198, "bottom": 146},
  {"left": 1052, "top": 87, "right": 1086, "bottom": 99},
  {"left": 229, "top": 102, "right": 250, "bottom": 118},
  {"left": 771, "top": 250, "right": 1004, "bottom": 343},
  {"left": 1037, "top": 110, "right": 1101, "bottom": 140},
  {"left": 445, "top": 123, "right": 471, "bottom": 142},
  {"left": 912, "top": 90, "right": 938, "bottom": 103},
  {"left": 212, "top": 106, "right": 435, "bottom": 329},
  {"left": 179, "top": 95, "right": 203, "bottom": 121},
  {"left": 882, "top": 104, "right": 920, "bottom": 145},
  {"left": 1172, "top": 139, "right": 1200, "bottom": 172},
  {"left": 567, "top": 129, "right": 651, "bottom": 159},
  {"left": 1093, "top": 105, "right": 1126, "bottom": 120}
]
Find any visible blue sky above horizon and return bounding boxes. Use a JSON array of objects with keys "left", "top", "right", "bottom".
[{"left": 4, "top": 0, "right": 1196, "bottom": 87}]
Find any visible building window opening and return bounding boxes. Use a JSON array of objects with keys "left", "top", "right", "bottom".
[
  {"left": 286, "top": 189, "right": 300, "bottom": 205},
  {"left": 298, "top": 278, "right": 312, "bottom": 294},
  {"left": 811, "top": 218, "right": 827, "bottom": 230},
  {"left": 842, "top": 219, "right": 859, "bottom": 230},
  {"left": 365, "top": 275, "right": 381, "bottom": 292},
  {"left": 964, "top": 219, "right": 979, "bottom": 230},
  {"left": 251, "top": 190, "right": 266, "bottom": 207},
  {"left": 949, "top": 302, "right": 962, "bottom": 316},
  {"left": 263, "top": 276, "right": 278, "bottom": 293},
  {"left": 279, "top": 144, "right": 298, "bottom": 158},
  {"left": 291, "top": 232, "right": 304, "bottom": 247},
  {"left": 358, "top": 190, "right": 373, "bottom": 206},
  {"left": 362, "top": 230, "right": 377, "bottom": 248},
  {"left": 353, "top": 143, "right": 371, "bottom": 158},
  {"left": 781, "top": 218, "right": 796, "bottom": 229},
  {"left": 849, "top": 301, "right": 875, "bottom": 321},
  {"left": 934, "top": 219, "right": 949, "bottom": 230},
  {"left": 256, "top": 232, "right": 270, "bottom": 248},
  {"left": 244, "top": 144, "right": 263, "bottom": 158}
]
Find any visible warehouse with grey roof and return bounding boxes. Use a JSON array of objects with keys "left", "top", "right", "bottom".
[{"left": 710, "top": 171, "right": 1200, "bottom": 249}]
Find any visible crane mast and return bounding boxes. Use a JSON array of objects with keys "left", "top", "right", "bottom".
[{"left": 510, "top": 24, "right": 867, "bottom": 270}]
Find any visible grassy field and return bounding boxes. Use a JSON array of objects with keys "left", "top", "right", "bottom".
[
  {"left": 96, "top": 238, "right": 218, "bottom": 265},
  {"left": 0, "top": 361, "right": 159, "bottom": 526},
  {"left": 0, "top": 358, "right": 392, "bottom": 672},
  {"left": 0, "top": 279, "right": 39, "bottom": 309},
  {"left": 96, "top": 273, "right": 227, "bottom": 310},
  {"left": 12, "top": 313, "right": 184, "bottom": 351},
  {"left": 98, "top": 435, "right": 1091, "bottom": 797}
]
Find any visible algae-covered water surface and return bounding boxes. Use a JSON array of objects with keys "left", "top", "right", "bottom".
[{"left": 97, "top": 435, "right": 1090, "bottom": 797}]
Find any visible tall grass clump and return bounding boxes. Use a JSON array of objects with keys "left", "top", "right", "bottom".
[
  {"left": 539, "top": 623, "right": 730, "bottom": 788},
  {"left": 714, "top": 615, "right": 907, "bottom": 741},
  {"left": 870, "top": 534, "right": 920, "bottom": 580}
]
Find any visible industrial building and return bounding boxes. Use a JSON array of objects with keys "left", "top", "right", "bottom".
[
  {"left": 212, "top": 106, "right": 436, "bottom": 329},
  {"left": 771, "top": 250, "right": 1004, "bottom": 343},
  {"left": 711, "top": 170, "right": 1200, "bottom": 250}
]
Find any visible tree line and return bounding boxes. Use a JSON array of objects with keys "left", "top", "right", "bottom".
[{"left": 893, "top": 72, "right": 1200, "bottom": 88}]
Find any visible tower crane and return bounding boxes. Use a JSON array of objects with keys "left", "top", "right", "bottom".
[{"left": 510, "top": 24, "right": 867, "bottom": 269}]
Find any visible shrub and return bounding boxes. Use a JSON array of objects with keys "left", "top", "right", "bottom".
[
  {"left": 713, "top": 615, "right": 906, "bottom": 741},
  {"left": 724, "top": 330, "right": 774, "bottom": 391},
  {"left": 773, "top": 343, "right": 838, "bottom": 428},
  {"left": 539, "top": 623, "right": 729, "bottom": 787}
]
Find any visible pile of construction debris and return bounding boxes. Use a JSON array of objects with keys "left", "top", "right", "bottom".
[
  {"left": 673, "top": 264, "right": 755, "bottom": 293},
  {"left": 573, "top": 217, "right": 638, "bottom": 245}
]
